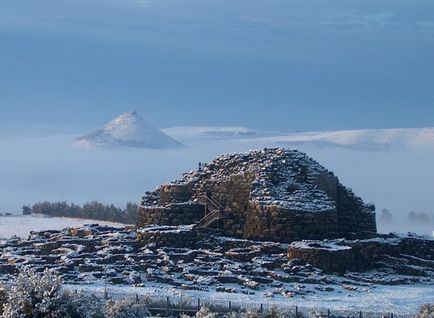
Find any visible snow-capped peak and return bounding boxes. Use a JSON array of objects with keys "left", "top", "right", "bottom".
[{"left": 75, "top": 111, "right": 183, "bottom": 149}]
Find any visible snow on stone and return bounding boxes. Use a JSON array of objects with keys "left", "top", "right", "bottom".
[
  {"left": 75, "top": 110, "right": 183, "bottom": 149},
  {"left": 290, "top": 240, "right": 352, "bottom": 251},
  {"left": 167, "top": 148, "right": 340, "bottom": 212},
  {"left": 137, "top": 224, "right": 195, "bottom": 234}
]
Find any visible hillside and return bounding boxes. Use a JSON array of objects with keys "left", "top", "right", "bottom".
[{"left": 75, "top": 111, "right": 183, "bottom": 149}]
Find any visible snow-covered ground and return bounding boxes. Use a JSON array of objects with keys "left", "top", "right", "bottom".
[
  {"left": 65, "top": 282, "right": 434, "bottom": 315},
  {"left": 0, "top": 215, "right": 124, "bottom": 239}
]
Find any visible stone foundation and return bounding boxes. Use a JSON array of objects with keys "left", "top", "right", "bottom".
[
  {"left": 287, "top": 234, "right": 434, "bottom": 274},
  {"left": 136, "top": 225, "right": 198, "bottom": 248},
  {"left": 244, "top": 201, "right": 340, "bottom": 242}
]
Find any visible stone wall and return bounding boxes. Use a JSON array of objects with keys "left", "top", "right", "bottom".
[
  {"left": 220, "top": 211, "right": 245, "bottom": 237},
  {"left": 287, "top": 234, "right": 434, "bottom": 274},
  {"left": 303, "top": 170, "right": 376, "bottom": 238},
  {"left": 137, "top": 149, "right": 377, "bottom": 242},
  {"left": 244, "top": 201, "right": 339, "bottom": 242},
  {"left": 197, "top": 172, "right": 256, "bottom": 214},
  {"left": 137, "top": 203, "right": 204, "bottom": 228},
  {"left": 336, "top": 185, "right": 377, "bottom": 236},
  {"left": 137, "top": 225, "right": 198, "bottom": 248},
  {"left": 159, "top": 184, "right": 193, "bottom": 205},
  {"left": 137, "top": 194, "right": 375, "bottom": 243}
]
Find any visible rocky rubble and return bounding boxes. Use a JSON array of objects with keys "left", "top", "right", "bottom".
[{"left": 0, "top": 224, "right": 432, "bottom": 298}]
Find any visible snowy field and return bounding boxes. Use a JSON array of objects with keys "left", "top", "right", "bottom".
[
  {"left": 65, "top": 282, "right": 434, "bottom": 315},
  {"left": 0, "top": 215, "right": 125, "bottom": 239}
]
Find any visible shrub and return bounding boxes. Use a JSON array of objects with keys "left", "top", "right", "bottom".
[
  {"left": 105, "top": 298, "right": 150, "bottom": 318},
  {"left": 413, "top": 304, "right": 434, "bottom": 318},
  {"left": 64, "top": 291, "right": 105, "bottom": 318},
  {"left": 241, "top": 310, "right": 263, "bottom": 318},
  {"left": 2, "top": 268, "right": 66, "bottom": 318}
]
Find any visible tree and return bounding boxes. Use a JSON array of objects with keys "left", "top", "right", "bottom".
[
  {"left": 408, "top": 211, "right": 431, "bottom": 224},
  {"left": 22, "top": 205, "right": 32, "bottom": 215},
  {"left": 124, "top": 203, "right": 139, "bottom": 224},
  {"left": 379, "top": 208, "right": 392, "bottom": 224},
  {"left": 27, "top": 200, "right": 138, "bottom": 224}
]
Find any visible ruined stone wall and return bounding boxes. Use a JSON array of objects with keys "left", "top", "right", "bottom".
[
  {"left": 243, "top": 201, "right": 339, "bottom": 242},
  {"left": 137, "top": 225, "right": 198, "bottom": 248},
  {"left": 137, "top": 203, "right": 204, "bottom": 228},
  {"left": 311, "top": 172, "right": 338, "bottom": 202},
  {"left": 197, "top": 172, "right": 256, "bottom": 213},
  {"left": 137, "top": 167, "right": 375, "bottom": 242},
  {"left": 220, "top": 211, "right": 245, "bottom": 237},
  {"left": 335, "top": 185, "right": 377, "bottom": 236},
  {"left": 286, "top": 235, "right": 434, "bottom": 274},
  {"left": 159, "top": 184, "right": 193, "bottom": 205}
]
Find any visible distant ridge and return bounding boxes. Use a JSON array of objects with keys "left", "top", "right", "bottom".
[
  {"left": 162, "top": 126, "right": 434, "bottom": 151},
  {"left": 162, "top": 126, "right": 279, "bottom": 140},
  {"left": 75, "top": 111, "right": 183, "bottom": 149},
  {"left": 254, "top": 127, "right": 434, "bottom": 151}
]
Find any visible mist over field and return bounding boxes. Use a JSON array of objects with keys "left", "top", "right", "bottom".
[{"left": 0, "top": 127, "right": 433, "bottom": 236}]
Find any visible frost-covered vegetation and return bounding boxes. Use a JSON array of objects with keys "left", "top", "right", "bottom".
[
  {"left": 22, "top": 201, "right": 138, "bottom": 224},
  {"left": 0, "top": 268, "right": 297, "bottom": 318},
  {"left": 0, "top": 268, "right": 149, "bottom": 318},
  {"left": 181, "top": 305, "right": 302, "bottom": 318},
  {"left": 413, "top": 304, "right": 434, "bottom": 318},
  {"left": 0, "top": 268, "right": 430, "bottom": 318}
]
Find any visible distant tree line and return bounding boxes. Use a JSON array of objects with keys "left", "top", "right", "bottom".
[
  {"left": 377, "top": 208, "right": 434, "bottom": 225},
  {"left": 22, "top": 201, "right": 139, "bottom": 224},
  {"left": 408, "top": 211, "right": 433, "bottom": 224}
]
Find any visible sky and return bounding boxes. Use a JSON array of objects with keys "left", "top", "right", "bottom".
[{"left": 1, "top": 0, "right": 434, "bottom": 132}]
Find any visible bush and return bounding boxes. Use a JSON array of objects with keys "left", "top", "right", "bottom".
[
  {"left": 195, "top": 307, "right": 218, "bottom": 318},
  {"left": 241, "top": 311, "right": 263, "bottom": 318},
  {"left": 105, "top": 298, "right": 149, "bottom": 318},
  {"left": 413, "top": 304, "right": 434, "bottom": 318},
  {"left": 64, "top": 292, "right": 105, "bottom": 318},
  {"left": 0, "top": 268, "right": 157, "bottom": 318},
  {"left": 2, "top": 268, "right": 66, "bottom": 318}
]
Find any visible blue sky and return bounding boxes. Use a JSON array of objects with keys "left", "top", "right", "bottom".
[{"left": 1, "top": 0, "right": 433, "bottom": 132}]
